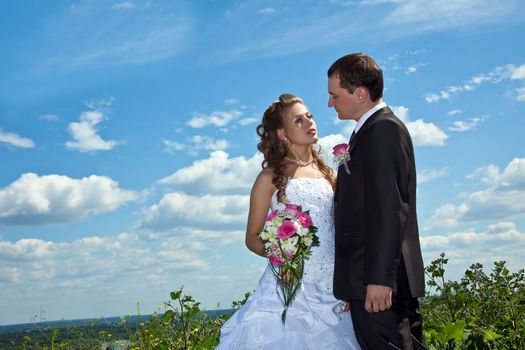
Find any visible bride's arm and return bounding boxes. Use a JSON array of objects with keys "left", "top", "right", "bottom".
[{"left": 245, "top": 169, "right": 275, "bottom": 257}]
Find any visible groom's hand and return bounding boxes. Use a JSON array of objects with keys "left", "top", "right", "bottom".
[{"left": 365, "top": 284, "right": 392, "bottom": 313}]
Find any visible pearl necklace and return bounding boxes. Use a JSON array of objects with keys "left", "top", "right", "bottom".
[{"left": 285, "top": 157, "right": 314, "bottom": 167}]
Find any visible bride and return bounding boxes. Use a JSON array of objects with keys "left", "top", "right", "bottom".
[{"left": 216, "top": 93, "right": 360, "bottom": 349}]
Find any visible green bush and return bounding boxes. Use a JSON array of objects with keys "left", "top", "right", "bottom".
[
  {"left": 2, "top": 255, "right": 523, "bottom": 349},
  {"left": 129, "top": 287, "right": 229, "bottom": 350},
  {"left": 422, "top": 253, "right": 525, "bottom": 349}
]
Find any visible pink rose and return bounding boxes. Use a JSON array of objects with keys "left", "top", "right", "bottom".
[
  {"left": 296, "top": 212, "right": 313, "bottom": 228},
  {"left": 269, "top": 254, "right": 284, "bottom": 266},
  {"left": 266, "top": 209, "right": 279, "bottom": 221},
  {"left": 277, "top": 220, "right": 297, "bottom": 240},
  {"left": 332, "top": 143, "right": 350, "bottom": 158},
  {"left": 284, "top": 203, "right": 302, "bottom": 217},
  {"left": 284, "top": 250, "right": 295, "bottom": 259}
]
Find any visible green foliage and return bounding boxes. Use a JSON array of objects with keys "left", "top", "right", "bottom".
[
  {"left": 129, "top": 286, "right": 229, "bottom": 350},
  {"left": 231, "top": 290, "right": 252, "bottom": 311},
  {"left": 2, "top": 255, "right": 523, "bottom": 349},
  {"left": 0, "top": 317, "right": 134, "bottom": 349},
  {"left": 422, "top": 252, "right": 525, "bottom": 349}
]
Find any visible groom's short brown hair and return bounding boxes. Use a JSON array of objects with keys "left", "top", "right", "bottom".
[{"left": 327, "top": 53, "right": 384, "bottom": 102}]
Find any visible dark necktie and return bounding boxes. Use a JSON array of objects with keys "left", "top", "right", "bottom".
[
  {"left": 349, "top": 130, "right": 357, "bottom": 145},
  {"left": 341, "top": 130, "right": 356, "bottom": 175}
]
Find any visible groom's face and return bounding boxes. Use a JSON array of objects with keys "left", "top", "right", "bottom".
[{"left": 328, "top": 75, "right": 359, "bottom": 121}]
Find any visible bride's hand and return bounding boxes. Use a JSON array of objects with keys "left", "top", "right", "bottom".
[{"left": 344, "top": 301, "right": 351, "bottom": 312}]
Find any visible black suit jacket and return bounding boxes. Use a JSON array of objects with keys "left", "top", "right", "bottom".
[{"left": 333, "top": 106, "right": 425, "bottom": 300}]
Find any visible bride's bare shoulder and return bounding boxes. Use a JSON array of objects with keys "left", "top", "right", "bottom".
[{"left": 252, "top": 168, "right": 276, "bottom": 193}]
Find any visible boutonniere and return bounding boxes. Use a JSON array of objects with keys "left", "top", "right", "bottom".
[{"left": 332, "top": 143, "right": 356, "bottom": 174}]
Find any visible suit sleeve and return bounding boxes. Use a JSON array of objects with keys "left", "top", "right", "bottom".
[{"left": 362, "top": 120, "right": 410, "bottom": 288}]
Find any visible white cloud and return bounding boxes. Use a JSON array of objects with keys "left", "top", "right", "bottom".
[
  {"left": 0, "top": 233, "right": 209, "bottom": 289},
  {"left": 422, "top": 222, "right": 525, "bottom": 250},
  {"left": 158, "top": 150, "right": 262, "bottom": 195},
  {"left": 34, "top": 2, "right": 191, "bottom": 71},
  {"left": 205, "top": 4, "right": 370, "bottom": 64},
  {"left": 38, "top": 114, "right": 60, "bottom": 122},
  {"left": 511, "top": 63, "right": 525, "bottom": 80},
  {"left": 0, "top": 239, "right": 63, "bottom": 261},
  {"left": 239, "top": 117, "right": 258, "bottom": 126},
  {"left": 317, "top": 133, "right": 348, "bottom": 165},
  {"left": 407, "top": 119, "right": 448, "bottom": 147},
  {"left": 163, "top": 136, "right": 231, "bottom": 155},
  {"left": 0, "top": 267, "right": 22, "bottom": 283},
  {"left": 328, "top": 107, "right": 446, "bottom": 154},
  {"left": 425, "top": 203, "right": 469, "bottom": 230},
  {"left": 0, "top": 129, "right": 35, "bottom": 149},
  {"left": 330, "top": 0, "right": 397, "bottom": 5},
  {"left": 184, "top": 228, "right": 244, "bottom": 247},
  {"left": 515, "top": 87, "right": 525, "bottom": 102},
  {"left": 190, "top": 135, "right": 230, "bottom": 150},
  {"left": 406, "top": 66, "right": 418, "bottom": 74},
  {"left": 401, "top": 62, "right": 426, "bottom": 75},
  {"left": 0, "top": 225, "right": 247, "bottom": 324},
  {"left": 144, "top": 226, "right": 244, "bottom": 248},
  {"left": 466, "top": 164, "right": 500, "bottom": 185},
  {"left": 421, "top": 221, "right": 525, "bottom": 277},
  {"left": 406, "top": 49, "right": 426, "bottom": 55},
  {"left": 448, "top": 117, "right": 484, "bottom": 132},
  {"left": 163, "top": 139, "right": 187, "bottom": 152},
  {"left": 257, "top": 7, "right": 276, "bottom": 15},
  {"left": 0, "top": 173, "right": 138, "bottom": 225},
  {"left": 425, "top": 157, "right": 525, "bottom": 230},
  {"left": 425, "top": 62, "right": 525, "bottom": 103},
  {"left": 385, "top": 0, "right": 518, "bottom": 30},
  {"left": 112, "top": 2, "right": 135, "bottom": 10},
  {"left": 204, "top": 1, "right": 523, "bottom": 65},
  {"left": 447, "top": 109, "right": 464, "bottom": 116},
  {"left": 391, "top": 106, "right": 448, "bottom": 147},
  {"left": 65, "top": 99, "right": 122, "bottom": 153},
  {"left": 139, "top": 192, "right": 249, "bottom": 231},
  {"left": 424, "top": 93, "right": 442, "bottom": 103},
  {"left": 467, "top": 158, "right": 525, "bottom": 190},
  {"left": 186, "top": 110, "right": 243, "bottom": 128},
  {"left": 418, "top": 168, "right": 447, "bottom": 184},
  {"left": 157, "top": 248, "right": 209, "bottom": 271}
]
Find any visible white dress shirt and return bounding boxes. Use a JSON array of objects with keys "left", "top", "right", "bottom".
[{"left": 353, "top": 101, "right": 387, "bottom": 134}]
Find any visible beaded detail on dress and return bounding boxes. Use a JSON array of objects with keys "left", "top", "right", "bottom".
[
  {"left": 271, "top": 177, "right": 335, "bottom": 294},
  {"left": 217, "top": 176, "right": 361, "bottom": 350}
]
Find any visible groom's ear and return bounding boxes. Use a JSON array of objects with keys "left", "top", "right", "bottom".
[{"left": 355, "top": 87, "right": 369, "bottom": 103}]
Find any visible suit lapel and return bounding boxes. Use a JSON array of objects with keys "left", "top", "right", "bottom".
[{"left": 352, "top": 106, "right": 392, "bottom": 143}]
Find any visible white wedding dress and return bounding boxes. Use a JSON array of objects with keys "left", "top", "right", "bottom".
[{"left": 217, "top": 177, "right": 361, "bottom": 349}]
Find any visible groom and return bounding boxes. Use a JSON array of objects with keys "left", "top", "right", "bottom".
[{"left": 328, "top": 53, "right": 427, "bottom": 349}]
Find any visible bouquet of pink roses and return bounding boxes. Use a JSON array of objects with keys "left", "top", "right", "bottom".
[{"left": 259, "top": 203, "right": 319, "bottom": 323}]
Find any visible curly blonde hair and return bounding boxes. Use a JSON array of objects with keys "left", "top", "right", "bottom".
[{"left": 256, "top": 93, "right": 335, "bottom": 203}]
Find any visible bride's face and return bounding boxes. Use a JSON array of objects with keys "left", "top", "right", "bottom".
[{"left": 281, "top": 103, "right": 318, "bottom": 146}]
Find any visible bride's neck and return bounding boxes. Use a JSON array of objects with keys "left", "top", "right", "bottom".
[{"left": 287, "top": 147, "right": 312, "bottom": 162}]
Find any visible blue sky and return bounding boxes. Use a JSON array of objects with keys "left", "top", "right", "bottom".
[{"left": 1, "top": 0, "right": 525, "bottom": 325}]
